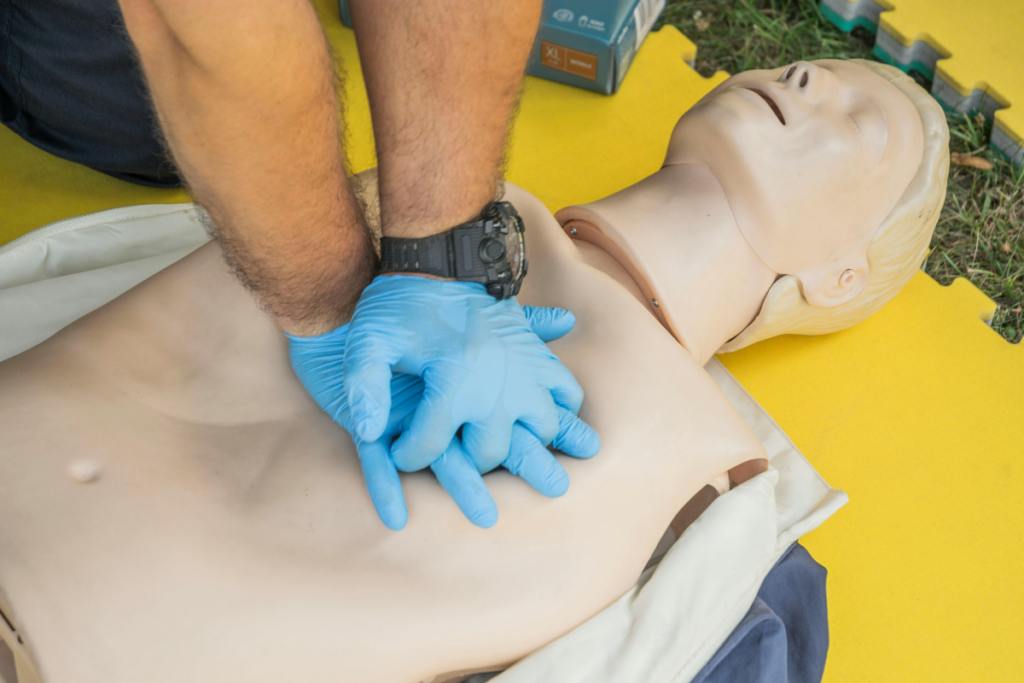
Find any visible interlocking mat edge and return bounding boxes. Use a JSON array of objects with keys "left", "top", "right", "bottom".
[{"left": 821, "top": 0, "right": 1024, "bottom": 165}]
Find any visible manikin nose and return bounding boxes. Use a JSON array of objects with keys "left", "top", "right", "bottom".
[{"left": 780, "top": 61, "right": 820, "bottom": 98}]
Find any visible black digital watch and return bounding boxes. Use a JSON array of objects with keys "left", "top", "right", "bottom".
[{"left": 378, "top": 201, "right": 528, "bottom": 299}]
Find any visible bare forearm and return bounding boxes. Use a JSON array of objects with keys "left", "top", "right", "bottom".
[
  {"left": 350, "top": 0, "right": 542, "bottom": 238},
  {"left": 118, "top": 0, "right": 375, "bottom": 334}
]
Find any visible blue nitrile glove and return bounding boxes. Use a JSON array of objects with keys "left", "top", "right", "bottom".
[
  {"left": 430, "top": 403, "right": 603, "bottom": 527},
  {"left": 343, "top": 276, "right": 597, "bottom": 475},
  {"left": 287, "top": 303, "right": 601, "bottom": 530}
]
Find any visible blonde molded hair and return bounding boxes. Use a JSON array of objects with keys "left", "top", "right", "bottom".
[{"left": 719, "top": 60, "right": 950, "bottom": 353}]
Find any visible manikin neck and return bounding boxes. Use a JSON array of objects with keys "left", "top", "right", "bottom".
[{"left": 556, "top": 163, "right": 777, "bottom": 366}]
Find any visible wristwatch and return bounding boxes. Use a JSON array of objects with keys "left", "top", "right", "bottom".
[{"left": 379, "top": 201, "right": 528, "bottom": 299}]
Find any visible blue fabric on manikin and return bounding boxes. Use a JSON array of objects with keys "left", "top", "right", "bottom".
[
  {"left": 0, "top": 0, "right": 180, "bottom": 187},
  {"left": 692, "top": 542, "right": 829, "bottom": 683},
  {"left": 462, "top": 542, "right": 828, "bottom": 683}
]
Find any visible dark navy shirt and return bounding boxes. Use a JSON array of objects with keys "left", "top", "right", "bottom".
[
  {"left": 693, "top": 543, "right": 830, "bottom": 683},
  {"left": 464, "top": 542, "right": 830, "bottom": 683},
  {"left": 0, "top": 0, "right": 180, "bottom": 186}
]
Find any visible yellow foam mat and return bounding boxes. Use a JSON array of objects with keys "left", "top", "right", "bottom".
[
  {"left": 877, "top": 0, "right": 1024, "bottom": 148},
  {"left": 2, "top": 4, "right": 1022, "bottom": 681},
  {"left": 0, "top": 126, "right": 191, "bottom": 246},
  {"left": 722, "top": 275, "right": 1024, "bottom": 682}
]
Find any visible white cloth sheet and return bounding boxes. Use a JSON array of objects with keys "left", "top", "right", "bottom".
[{"left": 0, "top": 205, "right": 848, "bottom": 683}]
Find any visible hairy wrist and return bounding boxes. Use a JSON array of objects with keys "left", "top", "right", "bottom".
[
  {"left": 378, "top": 176, "right": 503, "bottom": 240},
  {"left": 198, "top": 205, "right": 379, "bottom": 337}
]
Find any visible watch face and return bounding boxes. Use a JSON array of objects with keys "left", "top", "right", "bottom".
[{"left": 504, "top": 214, "right": 526, "bottom": 281}]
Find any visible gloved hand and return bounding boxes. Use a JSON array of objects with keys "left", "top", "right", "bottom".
[
  {"left": 287, "top": 296, "right": 600, "bottom": 530},
  {"left": 343, "top": 276, "right": 595, "bottom": 473}
]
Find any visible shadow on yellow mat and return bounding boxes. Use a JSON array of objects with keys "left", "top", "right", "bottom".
[{"left": 1, "top": 2, "right": 1021, "bottom": 680}]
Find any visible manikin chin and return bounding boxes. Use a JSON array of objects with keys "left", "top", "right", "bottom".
[{"left": 0, "top": 60, "right": 948, "bottom": 683}]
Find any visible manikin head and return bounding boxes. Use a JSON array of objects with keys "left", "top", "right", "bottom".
[
  {"left": 667, "top": 59, "right": 927, "bottom": 309},
  {"left": 717, "top": 60, "right": 948, "bottom": 350},
  {"left": 563, "top": 60, "right": 949, "bottom": 351}
]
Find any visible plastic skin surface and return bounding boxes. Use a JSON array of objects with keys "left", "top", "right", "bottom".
[
  {"left": 0, "top": 60, "right": 930, "bottom": 683},
  {"left": 557, "top": 60, "right": 925, "bottom": 361},
  {"left": 666, "top": 60, "right": 924, "bottom": 309},
  {"left": 0, "top": 193, "right": 767, "bottom": 683}
]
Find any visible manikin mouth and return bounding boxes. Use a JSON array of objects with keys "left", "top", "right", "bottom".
[{"left": 746, "top": 88, "right": 786, "bottom": 125}]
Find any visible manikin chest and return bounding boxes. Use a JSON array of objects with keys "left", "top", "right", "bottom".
[{"left": 0, "top": 186, "right": 764, "bottom": 683}]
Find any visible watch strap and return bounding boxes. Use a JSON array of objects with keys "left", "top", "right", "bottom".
[{"left": 379, "top": 232, "right": 455, "bottom": 278}]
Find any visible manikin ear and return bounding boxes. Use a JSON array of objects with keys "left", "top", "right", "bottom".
[{"left": 796, "top": 256, "right": 870, "bottom": 308}]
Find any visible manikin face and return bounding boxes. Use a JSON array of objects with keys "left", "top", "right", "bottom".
[{"left": 665, "top": 60, "right": 924, "bottom": 306}]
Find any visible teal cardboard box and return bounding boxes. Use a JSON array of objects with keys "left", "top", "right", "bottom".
[
  {"left": 337, "top": 0, "right": 665, "bottom": 95},
  {"left": 528, "top": 0, "right": 665, "bottom": 94}
]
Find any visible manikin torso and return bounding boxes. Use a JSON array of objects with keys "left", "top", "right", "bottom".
[{"left": 0, "top": 182, "right": 769, "bottom": 683}]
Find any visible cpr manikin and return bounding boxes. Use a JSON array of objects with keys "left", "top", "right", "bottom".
[{"left": 0, "top": 60, "right": 947, "bottom": 683}]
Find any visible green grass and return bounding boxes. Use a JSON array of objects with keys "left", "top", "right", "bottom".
[{"left": 659, "top": 0, "right": 1023, "bottom": 343}]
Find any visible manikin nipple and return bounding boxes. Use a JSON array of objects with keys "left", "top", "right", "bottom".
[{"left": 67, "top": 459, "right": 102, "bottom": 483}]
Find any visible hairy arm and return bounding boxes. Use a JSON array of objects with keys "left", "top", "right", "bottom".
[
  {"left": 349, "top": 0, "right": 542, "bottom": 238},
  {"left": 118, "top": 0, "right": 376, "bottom": 335}
]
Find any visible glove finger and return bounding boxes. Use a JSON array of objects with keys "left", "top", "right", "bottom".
[
  {"left": 342, "top": 334, "right": 402, "bottom": 443},
  {"left": 522, "top": 306, "right": 577, "bottom": 343},
  {"left": 461, "top": 416, "right": 514, "bottom": 474},
  {"left": 504, "top": 424, "right": 570, "bottom": 497},
  {"left": 430, "top": 439, "right": 499, "bottom": 528},
  {"left": 551, "top": 406, "right": 601, "bottom": 459},
  {"left": 356, "top": 438, "right": 409, "bottom": 531},
  {"left": 390, "top": 372, "right": 461, "bottom": 472},
  {"left": 382, "top": 373, "right": 425, "bottom": 439},
  {"left": 512, "top": 390, "right": 561, "bottom": 447},
  {"left": 538, "top": 359, "right": 586, "bottom": 414}
]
